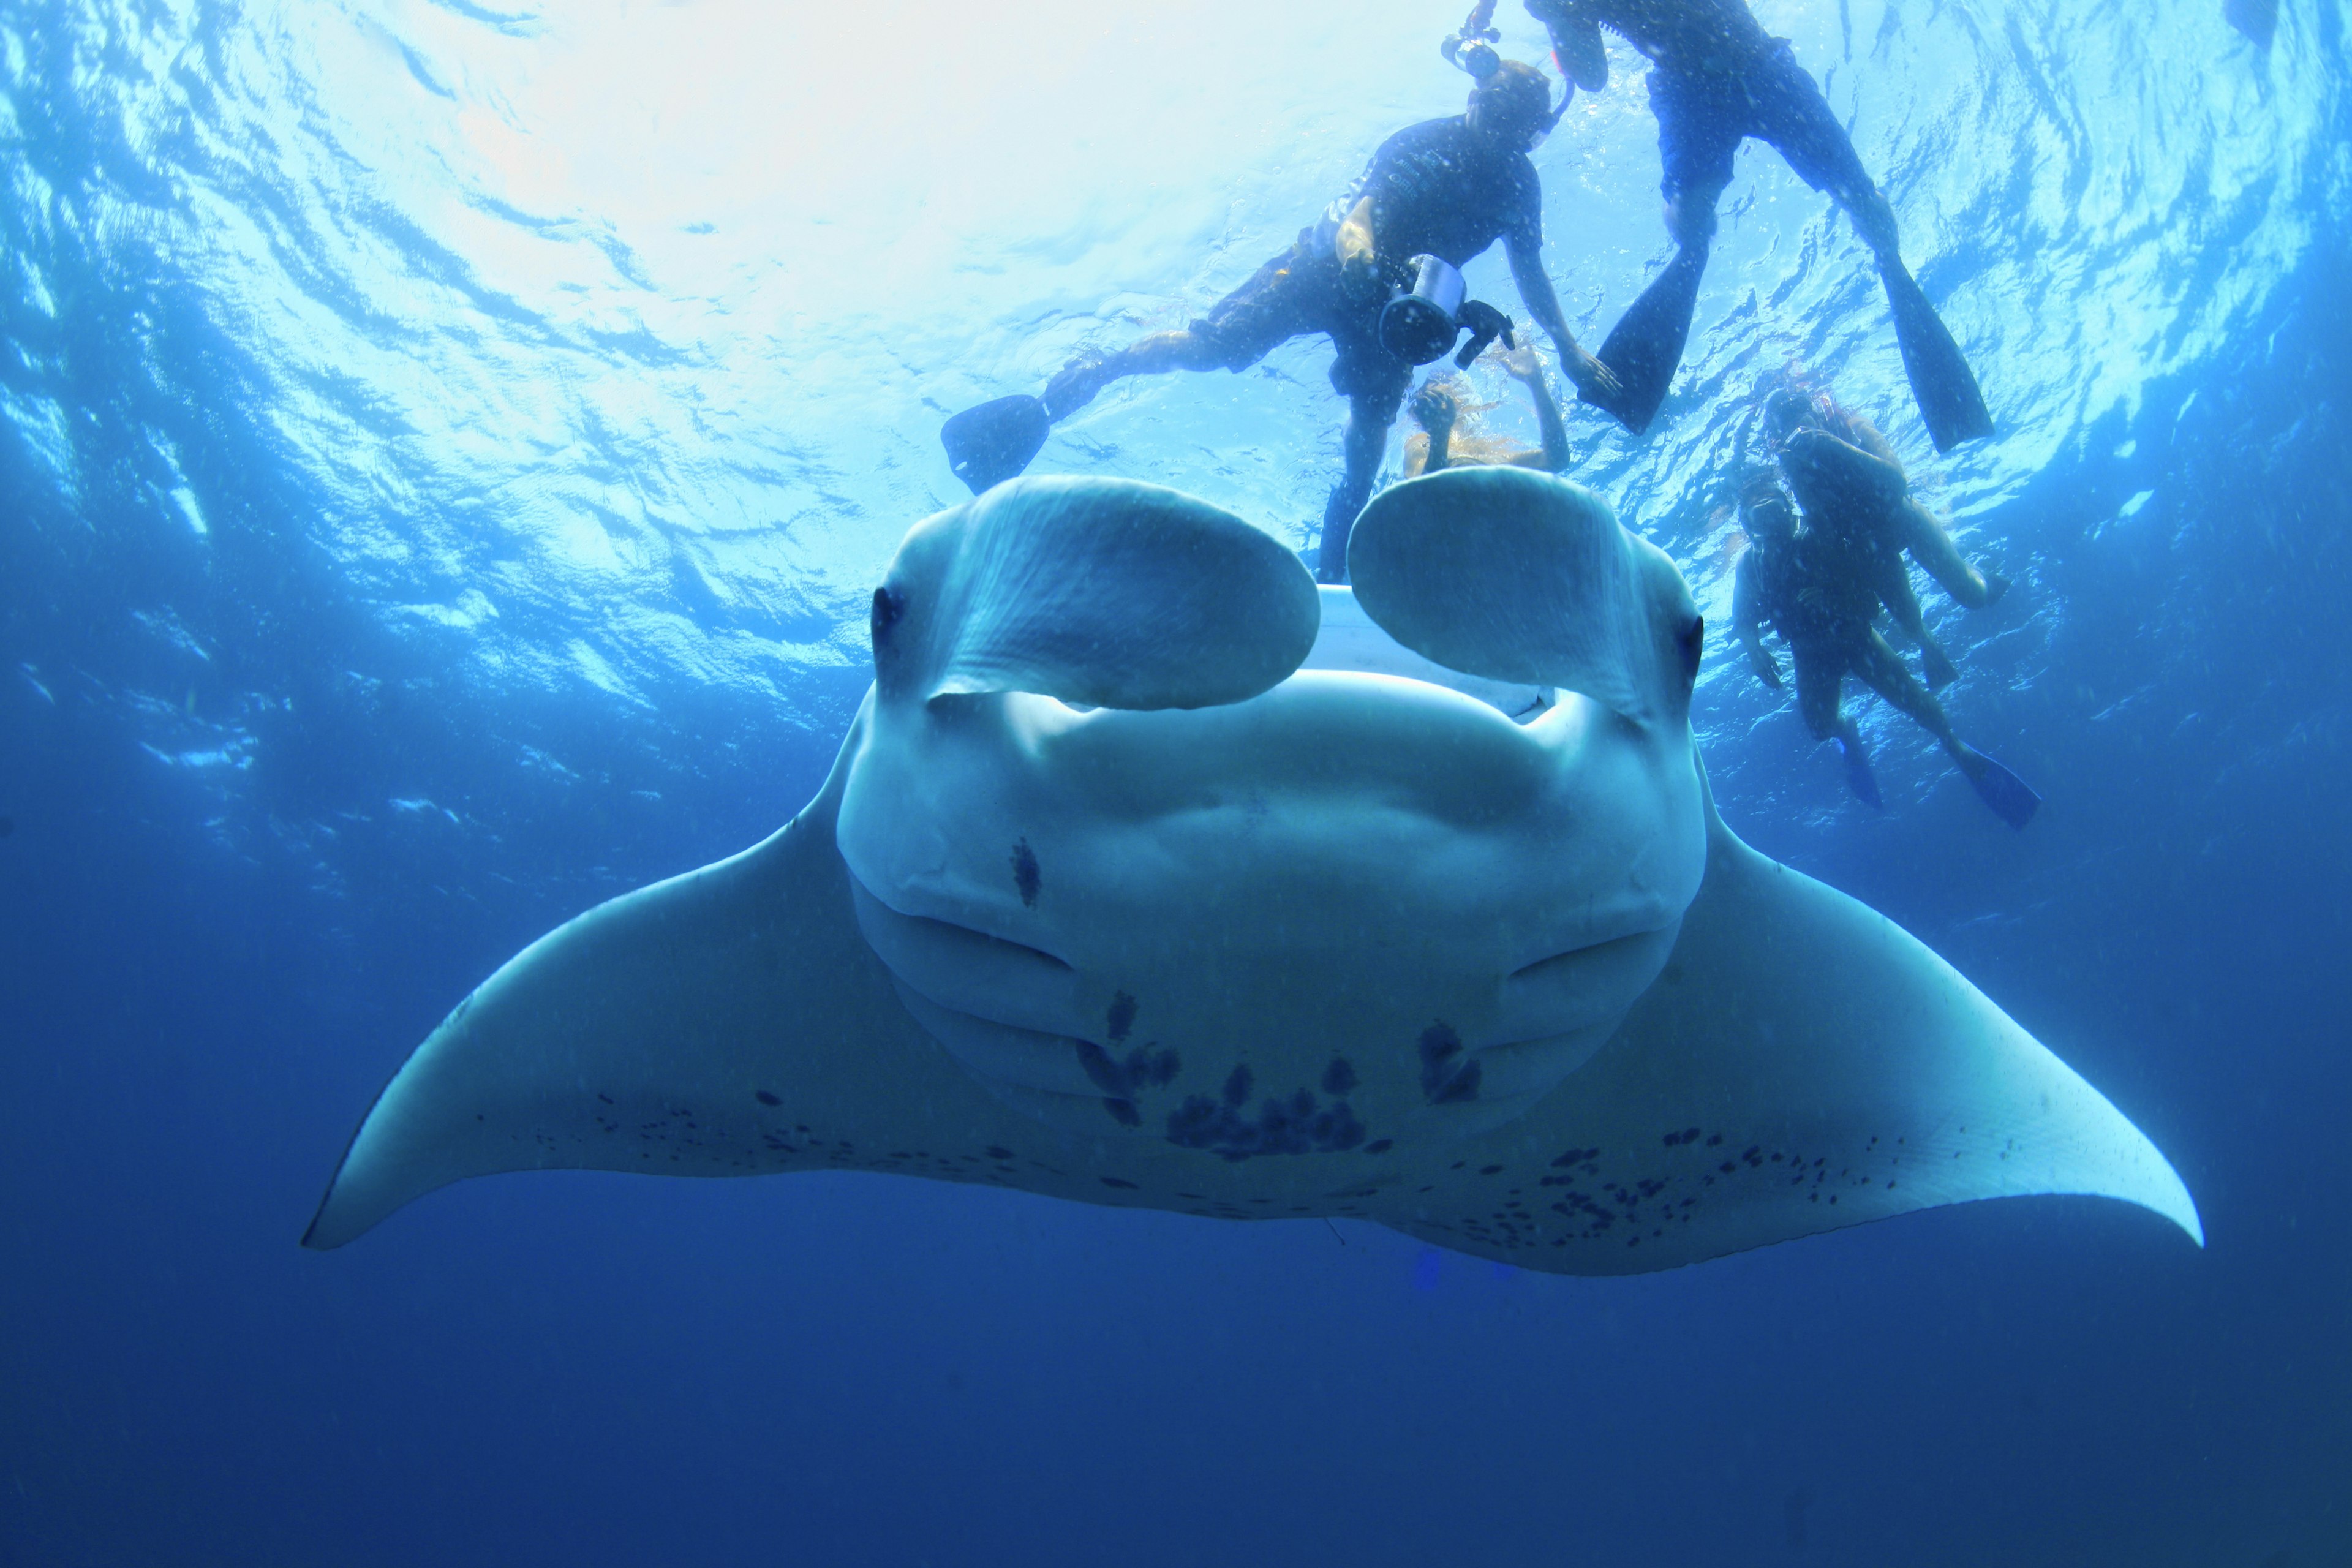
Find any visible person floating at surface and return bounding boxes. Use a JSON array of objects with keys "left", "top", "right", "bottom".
[
  {"left": 938, "top": 58, "right": 1621, "bottom": 584},
  {"left": 1758, "top": 385, "right": 2007, "bottom": 691},
  {"left": 1732, "top": 468, "right": 2040, "bottom": 827},
  {"left": 1404, "top": 345, "right": 1575, "bottom": 477},
  {"left": 1521, "top": 0, "right": 1995, "bottom": 450}
]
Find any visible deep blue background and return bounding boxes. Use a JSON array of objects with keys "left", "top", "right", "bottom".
[{"left": 4, "top": 1, "right": 2349, "bottom": 1564}]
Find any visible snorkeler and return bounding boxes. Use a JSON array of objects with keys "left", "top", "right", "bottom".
[
  {"left": 1732, "top": 469, "right": 2039, "bottom": 827},
  {"left": 1520, "top": 0, "right": 1994, "bottom": 450},
  {"left": 1758, "top": 385, "right": 2007, "bottom": 690},
  {"left": 939, "top": 58, "right": 1621, "bottom": 584},
  {"left": 1404, "top": 345, "right": 1574, "bottom": 476}
]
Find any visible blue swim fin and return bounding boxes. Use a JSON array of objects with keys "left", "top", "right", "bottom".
[
  {"left": 1580, "top": 245, "right": 1708, "bottom": 435},
  {"left": 1880, "top": 258, "right": 1994, "bottom": 453},
  {"left": 1838, "top": 736, "right": 1883, "bottom": 809},
  {"left": 1967, "top": 751, "right": 2041, "bottom": 829},
  {"left": 941, "top": 394, "right": 1051, "bottom": 495}
]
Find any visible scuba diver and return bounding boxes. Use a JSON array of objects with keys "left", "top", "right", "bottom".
[
  {"left": 1732, "top": 467, "right": 2039, "bottom": 828},
  {"left": 1758, "top": 385, "right": 2007, "bottom": 689},
  {"left": 1403, "top": 345, "right": 1575, "bottom": 476},
  {"left": 1518, "top": 0, "right": 1995, "bottom": 450},
  {"left": 938, "top": 56, "right": 1622, "bottom": 584}
]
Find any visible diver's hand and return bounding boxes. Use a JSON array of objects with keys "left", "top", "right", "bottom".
[
  {"left": 1409, "top": 382, "right": 1458, "bottom": 433},
  {"left": 1563, "top": 345, "right": 1623, "bottom": 404},
  {"left": 1498, "top": 345, "right": 1545, "bottom": 385},
  {"left": 1752, "top": 652, "right": 1784, "bottom": 690}
]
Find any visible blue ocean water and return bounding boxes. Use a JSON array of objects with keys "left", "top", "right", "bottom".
[{"left": 1, "top": 0, "right": 2346, "bottom": 1562}]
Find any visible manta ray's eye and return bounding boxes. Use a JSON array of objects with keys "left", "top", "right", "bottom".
[{"left": 870, "top": 585, "right": 907, "bottom": 646}]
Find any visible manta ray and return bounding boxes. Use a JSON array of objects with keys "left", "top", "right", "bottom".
[{"left": 305, "top": 468, "right": 2201, "bottom": 1272}]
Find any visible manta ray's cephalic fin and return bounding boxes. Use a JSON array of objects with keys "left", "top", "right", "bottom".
[
  {"left": 1345, "top": 467, "right": 1702, "bottom": 725},
  {"left": 1374, "top": 781, "right": 2202, "bottom": 1273},
  {"left": 875, "top": 475, "right": 1320, "bottom": 712},
  {"left": 302, "top": 705, "right": 1046, "bottom": 1249}
]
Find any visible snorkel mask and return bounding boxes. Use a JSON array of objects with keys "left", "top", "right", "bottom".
[{"left": 1451, "top": 43, "right": 1569, "bottom": 149}]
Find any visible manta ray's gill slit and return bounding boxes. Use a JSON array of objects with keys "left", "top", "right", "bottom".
[
  {"left": 1010, "top": 837, "right": 1039, "bottom": 907},
  {"left": 1416, "top": 1023, "right": 1481, "bottom": 1104}
]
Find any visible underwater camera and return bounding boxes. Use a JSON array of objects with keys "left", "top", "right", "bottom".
[{"left": 1379, "top": 255, "right": 1517, "bottom": 368}]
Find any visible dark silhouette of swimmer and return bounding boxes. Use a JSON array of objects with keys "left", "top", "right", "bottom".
[
  {"left": 1759, "top": 385, "right": 2006, "bottom": 692},
  {"left": 1732, "top": 465, "right": 2039, "bottom": 827},
  {"left": 1524, "top": 0, "right": 1993, "bottom": 450},
  {"left": 1404, "top": 345, "right": 1574, "bottom": 477},
  {"left": 940, "top": 59, "right": 1619, "bottom": 584}
]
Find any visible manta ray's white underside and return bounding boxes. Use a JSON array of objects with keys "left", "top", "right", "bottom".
[{"left": 304, "top": 472, "right": 2200, "bottom": 1272}]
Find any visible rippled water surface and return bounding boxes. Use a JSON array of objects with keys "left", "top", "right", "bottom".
[{"left": 2, "top": 1, "right": 2347, "bottom": 1564}]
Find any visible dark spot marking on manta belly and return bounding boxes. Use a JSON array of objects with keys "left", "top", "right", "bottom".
[
  {"left": 1011, "top": 837, "right": 1040, "bottom": 907},
  {"left": 1076, "top": 1041, "right": 1182, "bottom": 1121},
  {"left": 755, "top": 1090, "right": 782, "bottom": 1106},
  {"left": 1322, "top": 1058, "right": 1358, "bottom": 1096},
  {"left": 1223, "top": 1065, "right": 1253, "bottom": 1107},
  {"left": 1661, "top": 1126, "right": 1701, "bottom": 1147},
  {"left": 1107, "top": 992, "right": 1137, "bottom": 1042},
  {"left": 1100, "top": 1177, "right": 1139, "bottom": 1189},
  {"left": 1364, "top": 1139, "right": 1393, "bottom": 1155},
  {"left": 1417, "top": 1023, "right": 1481, "bottom": 1104},
  {"left": 1165, "top": 1085, "right": 1366, "bottom": 1160}
]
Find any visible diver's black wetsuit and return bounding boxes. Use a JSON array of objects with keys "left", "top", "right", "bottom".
[
  {"left": 1183, "top": 116, "right": 1543, "bottom": 428},
  {"left": 1524, "top": 0, "right": 1991, "bottom": 450},
  {"left": 1528, "top": 0, "right": 1875, "bottom": 216}
]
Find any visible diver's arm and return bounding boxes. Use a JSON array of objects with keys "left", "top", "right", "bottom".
[
  {"left": 1520, "top": 363, "right": 1574, "bottom": 472},
  {"left": 1733, "top": 554, "right": 1784, "bottom": 690},
  {"left": 1528, "top": 0, "right": 1609, "bottom": 91},
  {"left": 1506, "top": 231, "right": 1619, "bottom": 401},
  {"left": 1501, "top": 350, "right": 1573, "bottom": 472}
]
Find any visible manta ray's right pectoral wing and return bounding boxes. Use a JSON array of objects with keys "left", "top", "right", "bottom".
[
  {"left": 303, "top": 704, "right": 1043, "bottom": 1249},
  {"left": 1377, "top": 791, "right": 2201, "bottom": 1276}
]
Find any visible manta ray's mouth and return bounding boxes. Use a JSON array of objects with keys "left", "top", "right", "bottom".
[{"left": 846, "top": 864, "right": 1685, "bottom": 1157}]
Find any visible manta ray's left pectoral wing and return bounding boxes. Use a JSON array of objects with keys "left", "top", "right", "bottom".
[
  {"left": 303, "top": 705, "right": 1045, "bottom": 1249},
  {"left": 1373, "top": 796, "right": 2201, "bottom": 1276}
]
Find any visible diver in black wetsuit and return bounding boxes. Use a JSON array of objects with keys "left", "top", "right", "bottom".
[
  {"left": 1759, "top": 385, "right": 2006, "bottom": 691},
  {"left": 1523, "top": 0, "right": 1994, "bottom": 450},
  {"left": 939, "top": 60, "right": 1621, "bottom": 584},
  {"left": 1732, "top": 468, "right": 2038, "bottom": 827}
]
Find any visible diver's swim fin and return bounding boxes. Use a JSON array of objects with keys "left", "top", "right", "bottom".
[
  {"left": 941, "top": 394, "right": 1051, "bottom": 495},
  {"left": 1580, "top": 244, "right": 1708, "bottom": 435},
  {"left": 1966, "top": 751, "right": 2041, "bottom": 829},
  {"left": 1880, "top": 258, "right": 1994, "bottom": 453},
  {"left": 1838, "top": 736, "right": 1883, "bottom": 809}
]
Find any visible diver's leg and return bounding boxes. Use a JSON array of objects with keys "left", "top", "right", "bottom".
[
  {"left": 1046, "top": 246, "right": 1306, "bottom": 420},
  {"left": 1582, "top": 69, "right": 1732, "bottom": 433},
  {"left": 1794, "top": 639, "right": 1881, "bottom": 807},
  {"left": 1757, "top": 42, "right": 1992, "bottom": 449},
  {"left": 1042, "top": 331, "right": 1227, "bottom": 419},
  {"left": 1871, "top": 549, "right": 1962, "bottom": 688},
  {"left": 1898, "top": 498, "right": 2007, "bottom": 609},
  {"left": 1853, "top": 628, "right": 1974, "bottom": 767},
  {"left": 1317, "top": 390, "right": 1403, "bottom": 584},
  {"left": 1856, "top": 630, "right": 2040, "bottom": 826}
]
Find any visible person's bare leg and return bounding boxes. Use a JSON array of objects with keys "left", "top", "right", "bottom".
[
  {"left": 1043, "top": 330, "right": 1227, "bottom": 420},
  {"left": 1852, "top": 628, "right": 1986, "bottom": 780},
  {"left": 1869, "top": 549, "right": 1962, "bottom": 688},
  {"left": 1897, "top": 498, "right": 2007, "bottom": 609}
]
